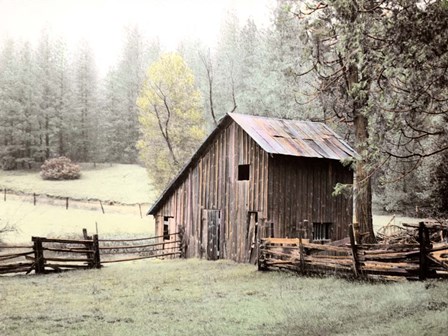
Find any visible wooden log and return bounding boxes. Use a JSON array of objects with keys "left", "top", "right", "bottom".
[
  {"left": 101, "top": 251, "right": 181, "bottom": 263},
  {"left": 0, "top": 245, "right": 33, "bottom": 249},
  {"left": 29, "top": 256, "right": 91, "bottom": 262},
  {"left": 0, "top": 266, "right": 35, "bottom": 275},
  {"left": 43, "top": 263, "right": 91, "bottom": 269},
  {"left": 0, "top": 262, "right": 34, "bottom": 269},
  {"left": 363, "top": 251, "right": 420, "bottom": 260},
  {"left": 99, "top": 232, "right": 179, "bottom": 242},
  {"left": 0, "top": 251, "right": 34, "bottom": 261},
  {"left": 33, "top": 237, "right": 92, "bottom": 244},
  {"left": 362, "top": 261, "right": 419, "bottom": 271},
  {"left": 98, "top": 240, "right": 181, "bottom": 250},
  {"left": 303, "top": 256, "right": 353, "bottom": 266},
  {"left": 43, "top": 247, "right": 95, "bottom": 254},
  {"left": 304, "top": 243, "right": 350, "bottom": 253}
]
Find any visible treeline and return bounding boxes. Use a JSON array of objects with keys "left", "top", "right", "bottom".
[
  {"left": 0, "top": 1, "right": 447, "bottom": 218},
  {"left": 0, "top": 28, "right": 158, "bottom": 167}
]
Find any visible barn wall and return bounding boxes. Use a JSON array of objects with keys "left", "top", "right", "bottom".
[
  {"left": 153, "top": 121, "right": 270, "bottom": 262},
  {"left": 267, "top": 156, "right": 353, "bottom": 240}
]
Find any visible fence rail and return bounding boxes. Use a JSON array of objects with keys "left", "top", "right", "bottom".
[
  {"left": 258, "top": 222, "right": 448, "bottom": 281},
  {"left": 0, "top": 228, "right": 184, "bottom": 276}
]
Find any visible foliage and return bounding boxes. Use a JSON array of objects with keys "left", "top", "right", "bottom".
[
  {"left": 40, "top": 156, "right": 81, "bottom": 180},
  {"left": 137, "top": 53, "right": 205, "bottom": 191},
  {"left": 277, "top": 0, "right": 448, "bottom": 237},
  {"left": 1, "top": 259, "right": 447, "bottom": 335}
]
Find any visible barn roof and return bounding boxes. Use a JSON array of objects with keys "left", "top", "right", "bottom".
[
  {"left": 229, "top": 113, "right": 356, "bottom": 160},
  {"left": 148, "top": 113, "right": 356, "bottom": 215}
]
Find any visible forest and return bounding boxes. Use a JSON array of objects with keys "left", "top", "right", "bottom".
[{"left": 0, "top": 0, "right": 447, "bottom": 222}]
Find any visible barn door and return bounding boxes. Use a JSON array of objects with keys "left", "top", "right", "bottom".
[{"left": 202, "top": 210, "right": 220, "bottom": 260}]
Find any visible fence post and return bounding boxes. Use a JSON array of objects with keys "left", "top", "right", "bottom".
[
  {"left": 92, "top": 234, "right": 101, "bottom": 269},
  {"left": 178, "top": 225, "right": 186, "bottom": 258},
  {"left": 270, "top": 222, "right": 274, "bottom": 238},
  {"left": 82, "top": 228, "right": 94, "bottom": 268},
  {"left": 33, "top": 193, "right": 36, "bottom": 206},
  {"left": 298, "top": 236, "right": 305, "bottom": 274},
  {"left": 99, "top": 201, "right": 105, "bottom": 214},
  {"left": 3, "top": 188, "right": 6, "bottom": 202},
  {"left": 66, "top": 197, "right": 69, "bottom": 210},
  {"left": 303, "top": 220, "right": 310, "bottom": 240},
  {"left": 348, "top": 224, "right": 361, "bottom": 278},
  {"left": 418, "top": 222, "right": 428, "bottom": 280},
  {"left": 32, "top": 237, "right": 45, "bottom": 274}
]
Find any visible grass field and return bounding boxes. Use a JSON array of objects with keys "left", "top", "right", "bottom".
[
  {"left": 1, "top": 259, "right": 447, "bottom": 336},
  {"left": 0, "top": 163, "right": 157, "bottom": 204},
  {"left": 0, "top": 164, "right": 156, "bottom": 243},
  {"left": 0, "top": 199, "right": 154, "bottom": 243}
]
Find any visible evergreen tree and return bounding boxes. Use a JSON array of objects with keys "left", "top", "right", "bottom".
[{"left": 71, "top": 41, "right": 98, "bottom": 162}]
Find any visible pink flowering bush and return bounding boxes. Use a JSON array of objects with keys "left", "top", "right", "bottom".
[{"left": 40, "top": 157, "right": 81, "bottom": 180}]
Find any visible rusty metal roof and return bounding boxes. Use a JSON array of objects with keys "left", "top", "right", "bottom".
[{"left": 229, "top": 113, "right": 356, "bottom": 160}]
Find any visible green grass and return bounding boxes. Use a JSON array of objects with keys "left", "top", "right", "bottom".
[
  {"left": 1, "top": 259, "right": 447, "bottom": 336},
  {"left": 1, "top": 199, "right": 154, "bottom": 244},
  {"left": 0, "top": 163, "right": 156, "bottom": 204}
]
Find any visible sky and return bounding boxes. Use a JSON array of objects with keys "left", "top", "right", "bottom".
[{"left": 0, "top": 0, "right": 275, "bottom": 74}]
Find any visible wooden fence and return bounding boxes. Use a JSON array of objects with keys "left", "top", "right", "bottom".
[
  {"left": 99, "top": 230, "right": 183, "bottom": 264},
  {"left": 0, "top": 229, "right": 184, "bottom": 275},
  {"left": 258, "top": 223, "right": 448, "bottom": 281}
]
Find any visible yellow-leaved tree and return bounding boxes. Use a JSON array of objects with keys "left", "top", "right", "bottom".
[{"left": 137, "top": 53, "right": 205, "bottom": 191}]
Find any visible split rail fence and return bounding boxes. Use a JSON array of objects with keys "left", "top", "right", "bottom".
[
  {"left": 0, "top": 229, "right": 184, "bottom": 275},
  {"left": 258, "top": 222, "right": 448, "bottom": 281}
]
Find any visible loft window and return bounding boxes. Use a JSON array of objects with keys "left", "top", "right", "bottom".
[
  {"left": 313, "top": 223, "right": 332, "bottom": 241},
  {"left": 163, "top": 216, "right": 171, "bottom": 240},
  {"left": 238, "top": 164, "right": 250, "bottom": 181}
]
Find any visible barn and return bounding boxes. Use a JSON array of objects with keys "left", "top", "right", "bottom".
[{"left": 148, "top": 113, "right": 357, "bottom": 263}]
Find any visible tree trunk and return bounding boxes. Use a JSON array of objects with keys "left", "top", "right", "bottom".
[{"left": 353, "top": 113, "right": 375, "bottom": 243}]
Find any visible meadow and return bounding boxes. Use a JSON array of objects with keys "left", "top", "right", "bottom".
[
  {"left": 0, "top": 163, "right": 156, "bottom": 204},
  {"left": 1, "top": 258, "right": 447, "bottom": 336},
  {"left": 0, "top": 164, "right": 155, "bottom": 243},
  {"left": 1, "top": 164, "right": 446, "bottom": 336}
]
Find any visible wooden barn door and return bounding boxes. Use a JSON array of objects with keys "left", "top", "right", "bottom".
[{"left": 201, "top": 210, "right": 221, "bottom": 260}]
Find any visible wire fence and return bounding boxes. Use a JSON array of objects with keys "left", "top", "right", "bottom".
[{"left": 1, "top": 187, "right": 150, "bottom": 218}]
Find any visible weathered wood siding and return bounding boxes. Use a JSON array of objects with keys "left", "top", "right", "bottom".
[
  {"left": 153, "top": 121, "right": 270, "bottom": 262},
  {"left": 267, "top": 156, "right": 353, "bottom": 240}
]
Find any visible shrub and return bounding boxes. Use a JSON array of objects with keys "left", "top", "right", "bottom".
[{"left": 40, "top": 157, "right": 81, "bottom": 180}]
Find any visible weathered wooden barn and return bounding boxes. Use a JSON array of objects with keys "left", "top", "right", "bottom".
[{"left": 148, "top": 113, "right": 356, "bottom": 263}]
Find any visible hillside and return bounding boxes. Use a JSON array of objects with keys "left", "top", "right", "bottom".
[{"left": 0, "top": 164, "right": 156, "bottom": 204}]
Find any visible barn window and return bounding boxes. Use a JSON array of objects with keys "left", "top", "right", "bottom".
[
  {"left": 238, "top": 164, "right": 250, "bottom": 180},
  {"left": 313, "top": 223, "right": 332, "bottom": 242},
  {"left": 163, "top": 216, "right": 171, "bottom": 240}
]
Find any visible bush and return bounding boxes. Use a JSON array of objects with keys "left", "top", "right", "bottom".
[{"left": 40, "top": 157, "right": 81, "bottom": 180}]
